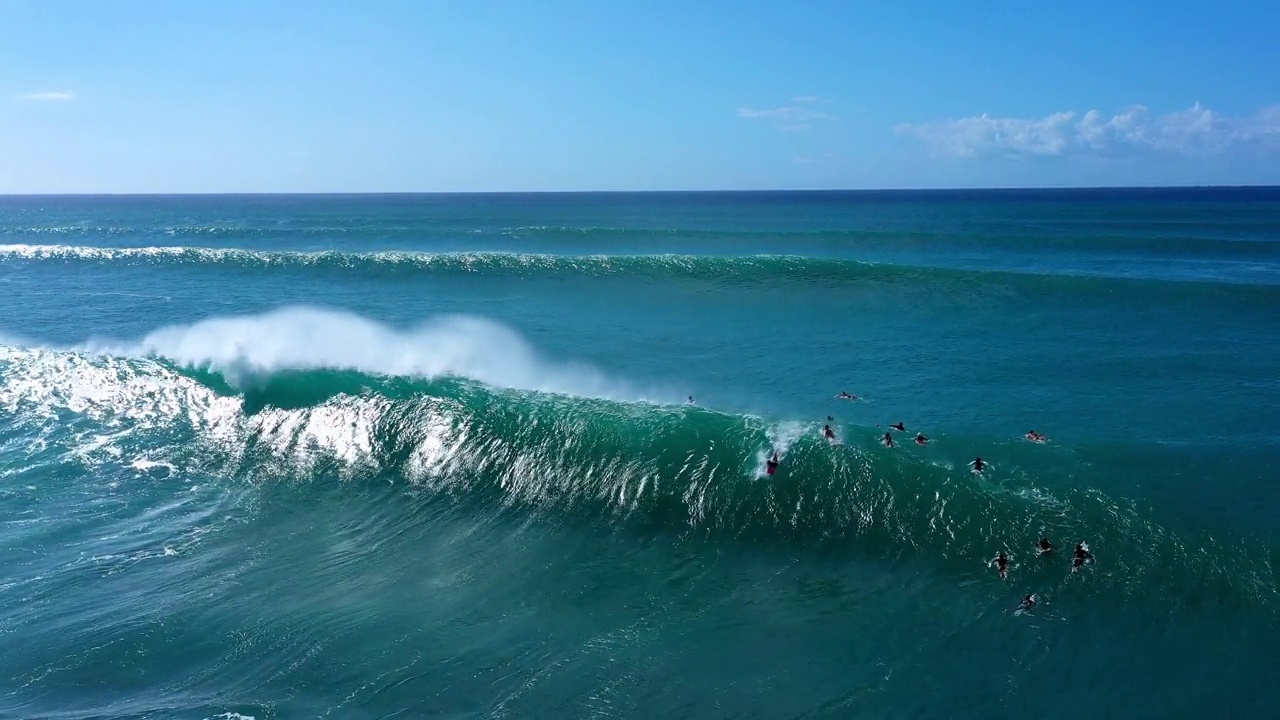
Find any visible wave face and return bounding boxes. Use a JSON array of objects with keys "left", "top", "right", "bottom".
[{"left": 2, "top": 316, "right": 1274, "bottom": 613}]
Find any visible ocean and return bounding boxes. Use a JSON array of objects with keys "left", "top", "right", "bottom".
[{"left": 1, "top": 189, "right": 1277, "bottom": 718}]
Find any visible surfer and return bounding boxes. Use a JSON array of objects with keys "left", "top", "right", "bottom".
[
  {"left": 823, "top": 424, "right": 836, "bottom": 440},
  {"left": 888, "top": 422, "right": 906, "bottom": 432},
  {"left": 837, "top": 391, "right": 857, "bottom": 400},
  {"left": 882, "top": 432, "right": 894, "bottom": 448},
  {"left": 991, "top": 551, "right": 1009, "bottom": 580},
  {"left": 914, "top": 433, "right": 928, "bottom": 446},
  {"left": 1018, "top": 594, "right": 1037, "bottom": 612},
  {"left": 1072, "top": 542, "right": 1094, "bottom": 572},
  {"left": 766, "top": 452, "right": 780, "bottom": 476},
  {"left": 1026, "top": 430, "right": 1047, "bottom": 443},
  {"left": 1037, "top": 537, "right": 1053, "bottom": 555},
  {"left": 688, "top": 396, "right": 695, "bottom": 404},
  {"left": 972, "top": 456, "right": 986, "bottom": 473}
]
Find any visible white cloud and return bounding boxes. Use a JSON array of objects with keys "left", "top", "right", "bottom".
[
  {"left": 738, "top": 104, "right": 837, "bottom": 131},
  {"left": 18, "top": 91, "right": 74, "bottom": 102},
  {"left": 790, "top": 96, "right": 822, "bottom": 104},
  {"left": 896, "top": 103, "right": 1280, "bottom": 158},
  {"left": 793, "top": 152, "right": 837, "bottom": 165}
]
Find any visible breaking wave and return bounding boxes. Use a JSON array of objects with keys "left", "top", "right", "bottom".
[{"left": 0, "top": 310, "right": 1275, "bottom": 615}]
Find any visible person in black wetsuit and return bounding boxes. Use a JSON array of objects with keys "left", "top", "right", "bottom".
[
  {"left": 1072, "top": 542, "right": 1094, "bottom": 572},
  {"left": 992, "top": 551, "right": 1009, "bottom": 580},
  {"left": 914, "top": 433, "right": 928, "bottom": 446},
  {"left": 823, "top": 424, "right": 836, "bottom": 440},
  {"left": 1037, "top": 537, "right": 1053, "bottom": 555},
  {"left": 1018, "top": 594, "right": 1037, "bottom": 611},
  {"left": 889, "top": 422, "right": 906, "bottom": 432},
  {"left": 972, "top": 456, "right": 986, "bottom": 473},
  {"left": 882, "top": 432, "right": 894, "bottom": 448}
]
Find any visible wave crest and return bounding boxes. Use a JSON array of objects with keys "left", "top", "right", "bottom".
[{"left": 82, "top": 307, "right": 669, "bottom": 403}]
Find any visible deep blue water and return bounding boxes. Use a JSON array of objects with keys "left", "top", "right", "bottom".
[{"left": 1, "top": 189, "right": 1278, "bottom": 718}]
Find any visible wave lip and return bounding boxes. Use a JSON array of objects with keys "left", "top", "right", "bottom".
[{"left": 81, "top": 306, "right": 674, "bottom": 404}]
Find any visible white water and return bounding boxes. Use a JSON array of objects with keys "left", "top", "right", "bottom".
[{"left": 82, "top": 306, "right": 678, "bottom": 403}]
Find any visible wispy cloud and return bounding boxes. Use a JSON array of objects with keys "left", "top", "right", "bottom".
[
  {"left": 18, "top": 91, "right": 75, "bottom": 102},
  {"left": 738, "top": 102, "right": 837, "bottom": 131},
  {"left": 896, "top": 103, "right": 1280, "bottom": 158},
  {"left": 793, "top": 152, "right": 837, "bottom": 165}
]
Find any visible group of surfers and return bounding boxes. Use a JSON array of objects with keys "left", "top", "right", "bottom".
[
  {"left": 762, "top": 390, "right": 1047, "bottom": 477},
  {"left": 994, "top": 539, "right": 1096, "bottom": 611},
  {"left": 759, "top": 390, "right": 1090, "bottom": 613}
]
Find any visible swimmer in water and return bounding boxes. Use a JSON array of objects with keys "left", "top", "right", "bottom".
[
  {"left": 972, "top": 457, "right": 986, "bottom": 473},
  {"left": 1018, "top": 594, "right": 1037, "bottom": 612},
  {"left": 991, "top": 551, "right": 1009, "bottom": 580},
  {"left": 1072, "top": 542, "right": 1094, "bottom": 572},
  {"left": 823, "top": 424, "right": 836, "bottom": 440},
  {"left": 837, "top": 391, "right": 857, "bottom": 400},
  {"left": 1037, "top": 537, "right": 1053, "bottom": 555},
  {"left": 882, "top": 432, "right": 894, "bottom": 448},
  {"left": 889, "top": 422, "right": 906, "bottom": 432},
  {"left": 766, "top": 452, "right": 780, "bottom": 476},
  {"left": 914, "top": 433, "right": 928, "bottom": 446}
]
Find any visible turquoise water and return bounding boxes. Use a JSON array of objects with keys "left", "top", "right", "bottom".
[{"left": 1, "top": 190, "right": 1278, "bottom": 718}]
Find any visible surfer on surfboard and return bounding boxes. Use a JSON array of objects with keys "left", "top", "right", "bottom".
[
  {"left": 1072, "top": 542, "right": 1094, "bottom": 572},
  {"left": 823, "top": 424, "right": 836, "bottom": 440},
  {"left": 914, "top": 433, "right": 928, "bottom": 446},
  {"left": 991, "top": 551, "right": 1009, "bottom": 580},
  {"left": 888, "top": 422, "right": 906, "bottom": 432},
  {"left": 1026, "top": 430, "right": 1047, "bottom": 443},
  {"left": 881, "top": 432, "right": 895, "bottom": 448},
  {"left": 1037, "top": 537, "right": 1053, "bottom": 555},
  {"left": 971, "top": 457, "right": 986, "bottom": 473},
  {"left": 836, "top": 391, "right": 857, "bottom": 400},
  {"left": 766, "top": 452, "right": 780, "bottom": 476},
  {"left": 1018, "top": 594, "right": 1037, "bottom": 612}
]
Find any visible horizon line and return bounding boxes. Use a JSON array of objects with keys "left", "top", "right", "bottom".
[{"left": 2, "top": 183, "right": 1279, "bottom": 198}]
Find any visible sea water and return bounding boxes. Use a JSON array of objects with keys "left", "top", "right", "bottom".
[{"left": 1, "top": 189, "right": 1278, "bottom": 718}]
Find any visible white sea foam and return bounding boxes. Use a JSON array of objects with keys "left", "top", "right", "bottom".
[{"left": 84, "top": 306, "right": 677, "bottom": 403}]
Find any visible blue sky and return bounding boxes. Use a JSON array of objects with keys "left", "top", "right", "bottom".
[{"left": 2, "top": 0, "right": 1277, "bottom": 192}]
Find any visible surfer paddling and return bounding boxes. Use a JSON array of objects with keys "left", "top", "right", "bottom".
[
  {"left": 971, "top": 456, "right": 986, "bottom": 473},
  {"left": 823, "top": 424, "right": 836, "bottom": 440},
  {"left": 991, "top": 551, "right": 1009, "bottom": 580},
  {"left": 888, "top": 422, "right": 906, "bottom": 432},
  {"left": 1018, "top": 594, "right": 1037, "bottom": 612},
  {"left": 836, "top": 391, "right": 857, "bottom": 400},
  {"left": 1026, "top": 430, "right": 1048, "bottom": 443},
  {"left": 1072, "top": 542, "right": 1094, "bottom": 572},
  {"left": 881, "top": 432, "right": 894, "bottom": 448},
  {"left": 914, "top": 433, "right": 928, "bottom": 446},
  {"left": 1037, "top": 537, "right": 1053, "bottom": 555}
]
